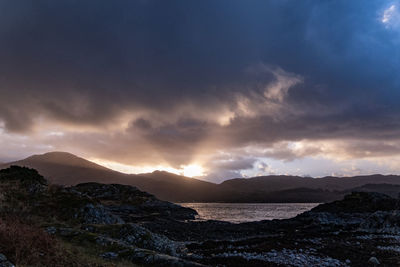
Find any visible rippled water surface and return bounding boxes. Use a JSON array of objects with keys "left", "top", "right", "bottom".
[{"left": 180, "top": 203, "right": 319, "bottom": 223}]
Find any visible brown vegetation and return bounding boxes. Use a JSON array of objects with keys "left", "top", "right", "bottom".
[
  {"left": 0, "top": 216, "right": 133, "bottom": 267},
  {"left": 0, "top": 216, "right": 69, "bottom": 266}
]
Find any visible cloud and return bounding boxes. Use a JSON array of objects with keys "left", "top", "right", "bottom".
[
  {"left": 381, "top": 4, "right": 400, "bottom": 28},
  {"left": 1, "top": 1, "right": 400, "bottom": 180},
  {"left": 201, "top": 155, "right": 257, "bottom": 182}
]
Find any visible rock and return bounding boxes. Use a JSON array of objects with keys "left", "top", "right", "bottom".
[
  {"left": 368, "top": 257, "right": 380, "bottom": 265},
  {"left": 58, "top": 227, "right": 80, "bottom": 237},
  {"left": 122, "top": 247, "right": 205, "bottom": 266},
  {"left": 100, "top": 252, "right": 119, "bottom": 259},
  {"left": 119, "top": 223, "right": 185, "bottom": 256},
  {"left": 139, "top": 200, "right": 198, "bottom": 220},
  {"left": 0, "top": 254, "right": 15, "bottom": 267},
  {"left": 4, "top": 166, "right": 400, "bottom": 266},
  {"left": 311, "top": 192, "right": 399, "bottom": 214},
  {"left": 290, "top": 192, "right": 400, "bottom": 235},
  {"left": 77, "top": 203, "right": 125, "bottom": 224},
  {"left": 0, "top": 262, "right": 14, "bottom": 267},
  {"left": 45, "top": 226, "right": 57, "bottom": 235},
  {"left": 74, "top": 182, "right": 197, "bottom": 221}
]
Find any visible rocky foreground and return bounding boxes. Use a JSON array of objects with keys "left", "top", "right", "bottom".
[{"left": 0, "top": 166, "right": 400, "bottom": 266}]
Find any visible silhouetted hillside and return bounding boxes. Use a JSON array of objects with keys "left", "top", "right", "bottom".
[
  {"left": 345, "top": 183, "right": 400, "bottom": 198},
  {"left": 3, "top": 152, "right": 400, "bottom": 203},
  {"left": 1, "top": 152, "right": 224, "bottom": 202},
  {"left": 219, "top": 174, "right": 400, "bottom": 192}
]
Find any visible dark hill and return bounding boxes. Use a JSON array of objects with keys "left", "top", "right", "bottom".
[
  {"left": 219, "top": 174, "right": 400, "bottom": 192},
  {"left": 0, "top": 152, "right": 223, "bottom": 202},
  {"left": 3, "top": 151, "right": 400, "bottom": 203}
]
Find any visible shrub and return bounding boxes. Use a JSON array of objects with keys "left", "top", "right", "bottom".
[
  {"left": 0, "top": 166, "right": 47, "bottom": 185},
  {"left": 0, "top": 216, "right": 68, "bottom": 266}
]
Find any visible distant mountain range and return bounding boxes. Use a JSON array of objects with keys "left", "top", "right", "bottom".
[{"left": 2, "top": 151, "right": 400, "bottom": 203}]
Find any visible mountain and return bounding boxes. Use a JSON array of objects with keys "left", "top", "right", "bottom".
[
  {"left": 219, "top": 174, "right": 400, "bottom": 192},
  {"left": 2, "top": 152, "right": 128, "bottom": 185},
  {"left": 138, "top": 170, "right": 228, "bottom": 201},
  {"left": 3, "top": 151, "right": 400, "bottom": 202},
  {"left": 0, "top": 152, "right": 223, "bottom": 202}
]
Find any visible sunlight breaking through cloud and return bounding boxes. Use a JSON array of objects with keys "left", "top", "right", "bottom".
[{"left": 90, "top": 158, "right": 206, "bottom": 178}]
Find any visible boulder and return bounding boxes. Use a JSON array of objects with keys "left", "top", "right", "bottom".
[
  {"left": 0, "top": 254, "right": 14, "bottom": 267},
  {"left": 368, "top": 256, "right": 380, "bottom": 265}
]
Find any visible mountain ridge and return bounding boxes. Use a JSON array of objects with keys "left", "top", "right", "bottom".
[
  {"left": 0, "top": 152, "right": 222, "bottom": 202},
  {"left": 2, "top": 151, "right": 400, "bottom": 202}
]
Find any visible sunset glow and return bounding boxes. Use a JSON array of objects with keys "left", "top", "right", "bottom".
[
  {"left": 1, "top": 1, "right": 400, "bottom": 182},
  {"left": 182, "top": 164, "right": 205, "bottom": 177},
  {"left": 2, "top": 2, "right": 400, "bottom": 265},
  {"left": 90, "top": 158, "right": 205, "bottom": 178}
]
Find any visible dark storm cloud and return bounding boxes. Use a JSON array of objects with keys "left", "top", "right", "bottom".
[{"left": 1, "top": 0, "right": 400, "bottom": 176}]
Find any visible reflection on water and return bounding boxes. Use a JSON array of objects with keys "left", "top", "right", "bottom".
[{"left": 180, "top": 203, "right": 319, "bottom": 223}]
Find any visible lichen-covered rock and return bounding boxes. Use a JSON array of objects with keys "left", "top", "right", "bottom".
[
  {"left": 368, "top": 256, "right": 380, "bottom": 265},
  {"left": 120, "top": 247, "right": 205, "bottom": 267},
  {"left": 3, "top": 166, "right": 400, "bottom": 266},
  {"left": 76, "top": 203, "right": 125, "bottom": 225},
  {"left": 358, "top": 211, "right": 400, "bottom": 233},
  {"left": 74, "top": 183, "right": 151, "bottom": 203},
  {"left": 139, "top": 199, "right": 197, "bottom": 220},
  {"left": 100, "top": 251, "right": 118, "bottom": 259},
  {"left": 74, "top": 183, "right": 197, "bottom": 221},
  {"left": 212, "top": 248, "right": 347, "bottom": 267},
  {"left": 0, "top": 254, "right": 15, "bottom": 267},
  {"left": 292, "top": 192, "right": 400, "bottom": 234},
  {"left": 311, "top": 192, "right": 399, "bottom": 213},
  {"left": 119, "top": 223, "right": 186, "bottom": 256}
]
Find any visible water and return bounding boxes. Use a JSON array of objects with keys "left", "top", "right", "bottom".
[{"left": 180, "top": 203, "right": 319, "bottom": 223}]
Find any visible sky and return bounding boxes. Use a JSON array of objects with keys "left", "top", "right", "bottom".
[{"left": 1, "top": 1, "right": 400, "bottom": 182}]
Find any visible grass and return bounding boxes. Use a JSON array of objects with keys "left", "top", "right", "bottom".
[
  {"left": 0, "top": 167, "right": 142, "bottom": 266},
  {"left": 0, "top": 216, "right": 70, "bottom": 266},
  {"left": 0, "top": 216, "right": 140, "bottom": 266}
]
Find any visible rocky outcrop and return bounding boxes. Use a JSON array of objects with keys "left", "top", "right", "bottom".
[
  {"left": 74, "top": 183, "right": 197, "bottom": 221},
  {"left": 294, "top": 192, "right": 400, "bottom": 234},
  {"left": 0, "top": 254, "right": 14, "bottom": 267},
  {"left": 76, "top": 203, "right": 125, "bottom": 225},
  {"left": 1, "top": 166, "right": 400, "bottom": 266},
  {"left": 311, "top": 191, "right": 400, "bottom": 213},
  {"left": 0, "top": 166, "right": 200, "bottom": 266},
  {"left": 142, "top": 191, "right": 400, "bottom": 266}
]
